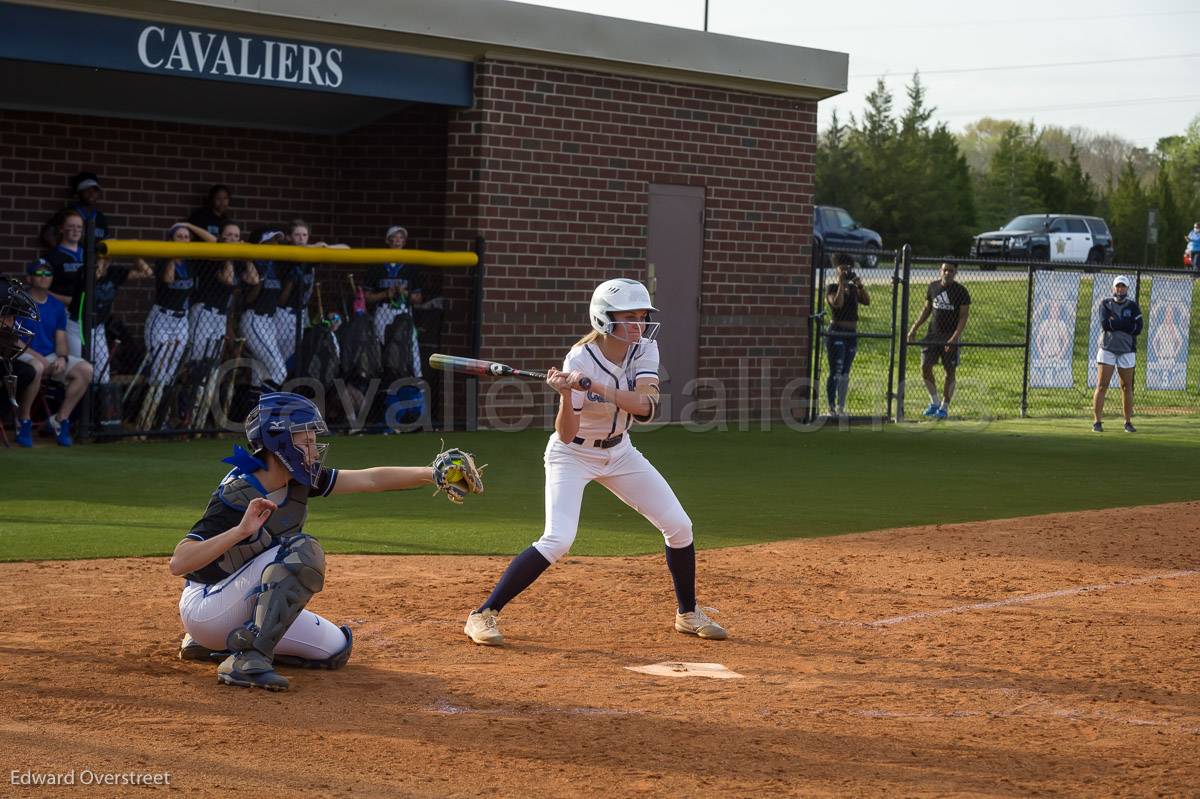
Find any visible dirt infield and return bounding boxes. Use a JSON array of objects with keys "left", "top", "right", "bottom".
[{"left": 2, "top": 503, "right": 1198, "bottom": 797}]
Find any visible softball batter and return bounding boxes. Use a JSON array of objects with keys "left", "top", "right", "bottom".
[
  {"left": 464, "top": 278, "right": 726, "bottom": 646},
  {"left": 172, "top": 391, "right": 484, "bottom": 691}
]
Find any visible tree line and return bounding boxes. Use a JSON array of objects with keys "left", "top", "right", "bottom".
[{"left": 815, "top": 75, "right": 1200, "bottom": 265}]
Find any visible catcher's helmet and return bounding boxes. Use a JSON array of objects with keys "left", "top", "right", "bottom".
[
  {"left": 588, "top": 278, "right": 660, "bottom": 343},
  {"left": 245, "top": 392, "right": 328, "bottom": 488},
  {"left": 1, "top": 277, "right": 39, "bottom": 361}
]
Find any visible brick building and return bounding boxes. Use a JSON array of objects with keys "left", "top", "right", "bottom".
[{"left": 0, "top": 0, "right": 846, "bottom": 427}]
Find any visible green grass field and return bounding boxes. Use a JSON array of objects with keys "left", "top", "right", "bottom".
[
  {"left": 3, "top": 419, "right": 1199, "bottom": 562},
  {"left": 820, "top": 269, "right": 1200, "bottom": 420}
]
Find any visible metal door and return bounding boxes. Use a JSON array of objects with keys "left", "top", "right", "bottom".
[{"left": 646, "top": 184, "right": 704, "bottom": 421}]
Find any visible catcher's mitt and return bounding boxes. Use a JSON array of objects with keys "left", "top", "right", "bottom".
[{"left": 431, "top": 447, "right": 485, "bottom": 505}]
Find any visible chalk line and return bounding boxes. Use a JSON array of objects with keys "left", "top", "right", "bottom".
[{"left": 860, "top": 569, "right": 1200, "bottom": 628}]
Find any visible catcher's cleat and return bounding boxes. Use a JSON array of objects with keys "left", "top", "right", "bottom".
[
  {"left": 675, "top": 605, "right": 728, "bottom": 640},
  {"left": 179, "top": 634, "right": 228, "bottom": 662},
  {"left": 464, "top": 609, "right": 504, "bottom": 646},
  {"left": 275, "top": 626, "right": 354, "bottom": 670},
  {"left": 216, "top": 651, "right": 289, "bottom": 691}
]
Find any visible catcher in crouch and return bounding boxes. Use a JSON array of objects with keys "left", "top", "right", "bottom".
[{"left": 169, "top": 391, "right": 483, "bottom": 692}]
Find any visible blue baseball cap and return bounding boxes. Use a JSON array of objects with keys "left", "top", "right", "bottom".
[{"left": 26, "top": 257, "right": 53, "bottom": 276}]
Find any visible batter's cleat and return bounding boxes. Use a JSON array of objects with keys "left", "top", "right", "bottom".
[
  {"left": 464, "top": 609, "right": 504, "bottom": 646},
  {"left": 216, "top": 651, "right": 289, "bottom": 692},
  {"left": 1124, "top": 421, "right": 1137, "bottom": 433},
  {"left": 1092, "top": 421, "right": 1103, "bottom": 433},
  {"left": 275, "top": 626, "right": 354, "bottom": 670},
  {"left": 922, "top": 403, "right": 939, "bottom": 417},
  {"left": 15, "top": 418, "right": 33, "bottom": 448},
  {"left": 675, "top": 605, "right": 728, "bottom": 640},
  {"left": 179, "top": 634, "right": 227, "bottom": 662}
]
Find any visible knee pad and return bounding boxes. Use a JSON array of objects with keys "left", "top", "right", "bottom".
[
  {"left": 277, "top": 534, "right": 326, "bottom": 593},
  {"left": 229, "top": 536, "right": 327, "bottom": 659}
]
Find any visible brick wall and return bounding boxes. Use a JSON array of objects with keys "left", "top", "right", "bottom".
[{"left": 446, "top": 59, "right": 816, "bottom": 425}]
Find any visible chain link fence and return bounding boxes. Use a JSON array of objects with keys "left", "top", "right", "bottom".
[
  {"left": 809, "top": 247, "right": 1200, "bottom": 422},
  {"left": 1, "top": 225, "right": 484, "bottom": 444}
]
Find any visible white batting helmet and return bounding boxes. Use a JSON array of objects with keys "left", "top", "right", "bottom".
[{"left": 589, "top": 278, "right": 660, "bottom": 342}]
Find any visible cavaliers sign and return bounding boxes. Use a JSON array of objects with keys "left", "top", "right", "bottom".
[
  {"left": 136, "top": 26, "right": 345, "bottom": 87},
  {"left": 0, "top": 1, "right": 473, "bottom": 106}
]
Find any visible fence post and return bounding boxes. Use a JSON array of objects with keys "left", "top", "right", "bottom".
[
  {"left": 895, "top": 244, "right": 912, "bottom": 422},
  {"left": 467, "top": 235, "right": 486, "bottom": 432},
  {"left": 885, "top": 248, "right": 901, "bottom": 421},
  {"left": 81, "top": 218, "right": 96, "bottom": 441},
  {"left": 806, "top": 256, "right": 824, "bottom": 422},
  {"left": 1020, "top": 264, "right": 1034, "bottom": 418}
]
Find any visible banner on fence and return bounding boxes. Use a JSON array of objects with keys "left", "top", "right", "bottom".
[
  {"left": 1029, "top": 271, "right": 1081, "bottom": 388},
  {"left": 1145, "top": 276, "right": 1192, "bottom": 390},
  {"left": 1087, "top": 273, "right": 1139, "bottom": 388}
]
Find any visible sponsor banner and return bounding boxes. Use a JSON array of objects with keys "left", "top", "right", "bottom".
[
  {"left": 1029, "top": 271, "right": 1081, "bottom": 388},
  {"left": 1087, "top": 274, "right": 1138, "bottom": 388},
  {"left": 1145, "top": 276, "right": 1192, "bottom": 391}
]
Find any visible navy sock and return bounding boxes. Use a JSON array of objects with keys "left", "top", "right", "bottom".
[
  {"left": 478, "top": 546, "right": 551, "bottom": 614},
  {"left": 664, "top": 543, "right": 697, "bottom": 614}
]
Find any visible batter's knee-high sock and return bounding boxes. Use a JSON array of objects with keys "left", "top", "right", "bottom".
[
  {"left": 665, "top": 543, "right": 697, "bottom": 614},
  {"left": 479, "top": 546, "right": 551, "bottom": 614}
]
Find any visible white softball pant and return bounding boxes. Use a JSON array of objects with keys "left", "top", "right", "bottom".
[
  {"left": 179, "top": 544, "right": 348, "bottom": 661},
  {"left": 275, "top": 308, "right": 299, "bottom": 363},
  {"left": 68, "top": 321, "right": 109, "bottom": 381},
  {"left": 144, "top": 306, "right": 188, "bottom": 385},
  {"left": 240, "top": 310, "right": 286, "bottom": 387},
  {"left": 188, "top": 305, "right": 226, "bottom": 362},
  {"left": 374, "top": 305, "right": 422, "bottom": 377},
  {"left": 89, "top": 324, "right": 110, "bottom": 384},
  {"left": 533, "top": 436, "right": 693, "bottom": 564}
]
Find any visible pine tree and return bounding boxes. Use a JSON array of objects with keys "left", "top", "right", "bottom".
[
  {"left": 976, "top": 125, "right": 1043, "bottom": 230},
  {"left": 814, "top": 110, "right": 862, "bottom": 208},
  {"left": 1057, "top": 144, "right": 1098, "bottom": 215},
  {"left": 1107, "top": 159, "right": 1150, "bottom": 264}
]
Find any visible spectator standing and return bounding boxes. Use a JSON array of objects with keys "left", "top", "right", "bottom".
[
  {"left": 16, "top": 260, "right": 94, "bottom": 446},
  {"left": 1092, "top": 275, "right": 1143, "bottom": 433},
  {"left": 277, "top": 220, "right": 346, "bottom": 370},
  {"left": 145, "top": 223, "right": 211, "bottom": 387},
  {"left": 188, "top": 220, "right": 242, "bottom": 364},
  {"left": 91, "top": 254, "right": 153, "bottom": 384},
  {"left": 365, "top": 225, "right": 423, "bottom": 377},
  {"left": 66, "top": 171, "right": 114, "bottom": 241},
  {"left": 241, "top": 230, "right": 288, "bottom": 390},
  {"left": 44, "top": 209, "right": 86, "bottom": 357},
  {"left": 187, "top": 185, "right": 231, "bottom": 240},
  {"left": 906, "top": 260, "right": 971, "bottom": 419},
  {"left": 1186, "top": 222, "right": 1200, "bottom": 271},
  {"left": 824, "top": 253, "right": 870, "bottom": 417}
]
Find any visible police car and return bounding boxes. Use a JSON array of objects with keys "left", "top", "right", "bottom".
[{"left": 970, "top": 214, "right": 1114, "bottom": 263}]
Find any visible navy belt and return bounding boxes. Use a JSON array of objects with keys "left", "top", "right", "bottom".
[
  {"left": 571, "top": 434, "right": 623, "bottom": 449},
  {"left": 154, "top": 306, "right": 186, "bottom": 318},
  {"left": 200, "top": 303, "right": 228, "bottom": 314}
]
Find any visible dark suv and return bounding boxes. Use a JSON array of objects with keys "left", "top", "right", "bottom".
[
  {"left": 813, "top": 205, "right": 883, "bottom": 268},
  {"left": 970, "top": 214, "right": 1114, "bottom": 264}
]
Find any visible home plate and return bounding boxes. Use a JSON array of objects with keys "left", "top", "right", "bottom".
[{"left": 625, "top": 662, "right": 743, "bottom": 679}]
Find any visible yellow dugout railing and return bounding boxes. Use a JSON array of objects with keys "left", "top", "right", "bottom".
[{"left": 97, "top": 240, "right": 479, "bottom": 267}]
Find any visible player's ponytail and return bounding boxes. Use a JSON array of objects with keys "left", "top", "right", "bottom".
[{"left": 573, "top": 330, "right": 600, "bottom": 347}]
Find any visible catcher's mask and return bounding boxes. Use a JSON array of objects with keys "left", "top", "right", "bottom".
[
  {"left": 245, "top": 392, "right": 328, "bottom": 488},
  {"left": 1, "top": 277, "right": 39, "bottom": 361}
]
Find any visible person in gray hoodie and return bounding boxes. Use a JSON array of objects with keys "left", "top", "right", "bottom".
[{"left": 1092, "top": 275, "right": 1143, "bottom": 433}]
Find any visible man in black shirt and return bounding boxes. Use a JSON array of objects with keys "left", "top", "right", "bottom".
[
  {"left": 66, "top": 171, "right": 114, "bottom": 241},
  {"left": 907, "top": 260, "right": 971, "bottom": 419},
  {"left": 824, "top": 253, "right": 870, "bottom": 417}
]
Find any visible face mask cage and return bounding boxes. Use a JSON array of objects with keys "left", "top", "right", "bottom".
[{"left": 603, "top": 316, "right": 661, "bottom": 343}]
